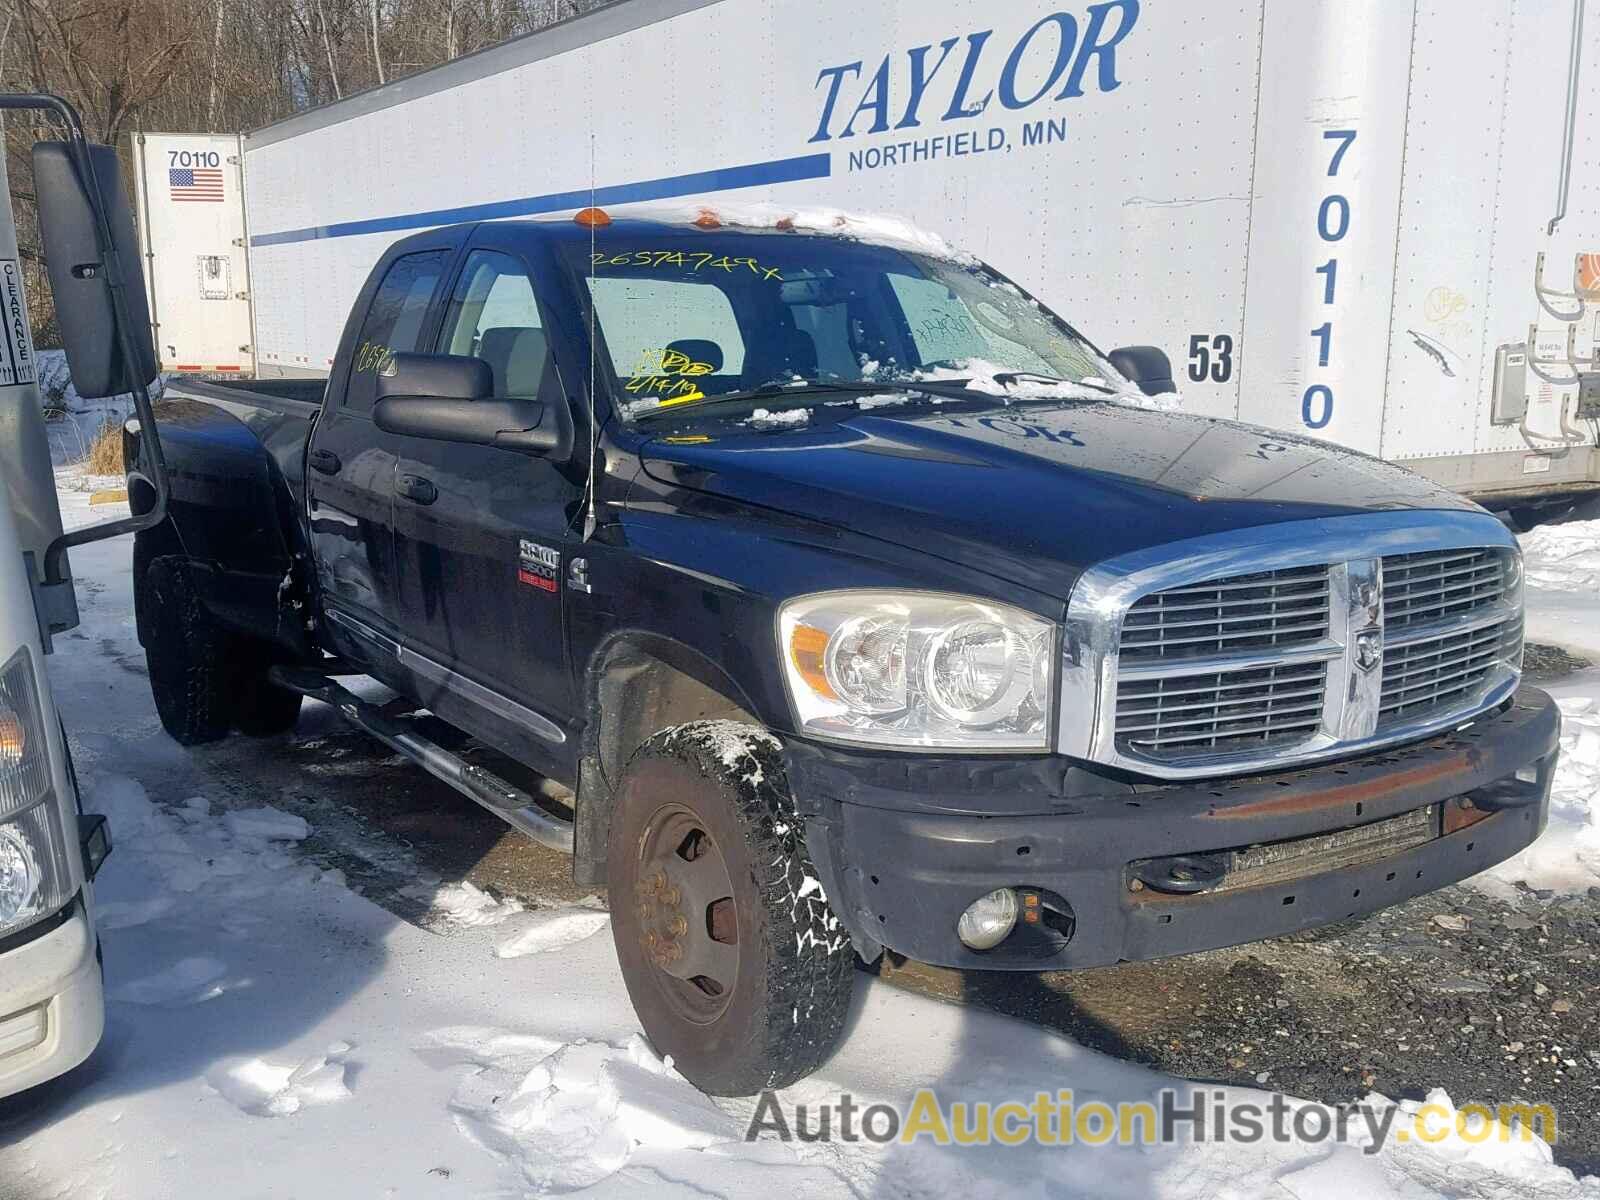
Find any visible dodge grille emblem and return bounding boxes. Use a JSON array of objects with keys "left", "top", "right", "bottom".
[{"left": 1355, "top": 628, "right": 1383, "bottom": 673}]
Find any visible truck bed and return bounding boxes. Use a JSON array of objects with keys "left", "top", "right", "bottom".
[{"left": 165, "top": 375, "right": 326, "bottom": 412}]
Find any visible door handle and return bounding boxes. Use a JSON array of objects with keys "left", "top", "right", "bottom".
[
  {"left": 309, "top": 448, "right": 342, "bottom": 475},
  {"left": 397, "top": 474, "right": 438, "bottom": 505}
]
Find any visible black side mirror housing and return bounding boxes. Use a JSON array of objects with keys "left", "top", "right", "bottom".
[
  {"left": 374, "top": 352, "right": 573, "bottom": 457},
  {"left": 1108, "top": 345, "right": 1178, "bottom": 397},
  {"left": 376, "top": 351, "right": 492, "bottom": 403},
  {"left": 32, "top": 141, "right": 158, "bottom": 398}
]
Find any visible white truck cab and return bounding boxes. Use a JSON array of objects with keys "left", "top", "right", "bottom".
[
  {"left": 0, "top": 92, "right": 163, "bottom": 1100},
  {"left": 0, "top": 491, "right": 104, "bottom": 1096}
]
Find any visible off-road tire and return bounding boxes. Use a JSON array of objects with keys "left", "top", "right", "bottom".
[
  {"left": 608, "top": 721, "right": 856, "bottom": 1095},
  {"left": 136, "top": 554, "right": 302, "bottom": 742},
  {"left": 138, "top": 556, "right": 235, "bottom": 745}
]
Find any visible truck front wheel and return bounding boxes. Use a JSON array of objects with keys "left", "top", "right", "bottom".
[{"left": 607, "top": 722, "right": 855, "bottom": 1095}]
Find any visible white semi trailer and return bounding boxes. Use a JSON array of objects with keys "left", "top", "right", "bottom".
[{"left": 131, "top": 0, "right": 1600, "bottom": 514}]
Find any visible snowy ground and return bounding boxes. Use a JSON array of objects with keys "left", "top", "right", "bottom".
[{"left": 1, "top": 484, "right": 1597, "bottom": 1198}]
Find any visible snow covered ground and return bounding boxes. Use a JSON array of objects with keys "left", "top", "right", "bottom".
[
  {"left": 3, "top": 488, "right": 1598, "bottom": 1198},
  {"left": 1475, "top": 519, "right": 1600, "bottom": 898}
]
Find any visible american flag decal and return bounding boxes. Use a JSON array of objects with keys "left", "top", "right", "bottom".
[{"left": 169, "top": 167, "right": 224, "bottom": 202}]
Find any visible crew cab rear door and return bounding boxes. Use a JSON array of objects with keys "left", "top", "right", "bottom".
[
  {"left": 307, "top": 236, "right": 460, "bottom": 661},
  {"left": 388, "top": 231, "right": 583, "bottom": 772}
]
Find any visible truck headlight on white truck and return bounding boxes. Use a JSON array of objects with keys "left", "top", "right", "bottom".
[
  {"left": 0, "top": 648, "right": 73, "bottom": 937},
  {"left": 779, "top": 591, "right": 1054, "bottom": 749}
]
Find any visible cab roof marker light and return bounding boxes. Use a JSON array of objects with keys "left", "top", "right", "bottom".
[
  {"left": 692, "top": 209, "right": 721, "bottom": 229},
  {"left": 574, "top": 207, "right": 611, "bottom": 228}
]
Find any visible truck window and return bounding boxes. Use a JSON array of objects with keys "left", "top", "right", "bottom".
[
  {"left": 565, "top": 236, "right": 1115, "bottom": 421},
  {"left": 438, "top": 250, "right": 557, "bottom": 400},
  {"left": 888, "top": 273, "right": 1053, "bottom": 374},
  {"left": 346, "top": 249, "right": 449, "bottom": 411},
  {"left": 586, "top": 276, "right": 747, "bottom": 385}
]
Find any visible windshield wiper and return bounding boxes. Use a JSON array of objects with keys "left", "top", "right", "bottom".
[
  {"left": 631, "top": 379, "right": 975, "bottom": 421},
  {"left": 991, "top": 371, "right": 1117, "bottom": 395}
]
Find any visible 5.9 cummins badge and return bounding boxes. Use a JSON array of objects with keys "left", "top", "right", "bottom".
[{"left": 518, "top": 538, "right": 560, "bottom": 593}]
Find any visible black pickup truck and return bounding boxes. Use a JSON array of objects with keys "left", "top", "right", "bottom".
[{"left": 126, "top": 210, "right": 1559, "bottom": 1095}]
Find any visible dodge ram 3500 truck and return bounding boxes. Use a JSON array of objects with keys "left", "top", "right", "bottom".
[{"left": 126, "top": 210, "right": 1560, "bottom": 1095}]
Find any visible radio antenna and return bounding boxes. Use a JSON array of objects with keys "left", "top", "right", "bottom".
[{"left": 582, "top": 129, "right": 599, "bottom": 541}]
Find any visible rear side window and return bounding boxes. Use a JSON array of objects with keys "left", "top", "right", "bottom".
[{"left": 345, "top": 250, "right": 449, "bottom": 411}]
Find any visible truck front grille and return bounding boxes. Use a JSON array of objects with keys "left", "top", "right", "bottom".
[
  {"left": 1377, "top": 547, "right": 1520, "bottom": 730},
  {"left": 1115, "top": 661, "right": 1328, "bottom": 757},
  {"left": 1119, "top": 565, "right": 1331, "bottom": 663},
  {"left": 1114, "top": 565, "right": 1333, "bottom": 761},
  {"left": 1379, "top": 616, "right": 1523, "bottom": 726},
  {"left": 1093, "top": 540, "right": 1522, "bottom": 775},
  {"left": 1380, "top": 548, "right": 1509, "bottom": 632}
]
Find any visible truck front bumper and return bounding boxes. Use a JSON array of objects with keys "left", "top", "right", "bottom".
[
  {"left": 791, "top": 688, "right": 1560, "bottom": 971},
  {"left": 0, "top": 899, "right": 104, "bottom": 1099}
]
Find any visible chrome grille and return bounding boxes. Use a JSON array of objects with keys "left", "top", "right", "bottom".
[
  {"left": 1381, "top": 548, "right": 1509, "bottom": 632},
  {"left": 1116, "top": 661, "right": 1328, "bottom": 757},
  {"left": 1113, "top": 565, "right": 1333, "bottom": 761},
  {"left": 1071, "top": 519, "right": 1525, "bottom": 778},
  {"left": 1379, "top": 617, "right": 1523, "bottom": 726},
  {"left": 1376, "top": 547, "right": 1519, "bottom": 730},
  {"left": 1120, "top": 565, "right": 1331, "bottom": 662}
]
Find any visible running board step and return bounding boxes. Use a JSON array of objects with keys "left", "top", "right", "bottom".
[{"left": 270, "top": 665, "right": 574, "bottom": 854}]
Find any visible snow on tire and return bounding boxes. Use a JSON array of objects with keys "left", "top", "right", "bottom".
[{"left": 607, "top": 720, "right": 855, "bottom": 1095}]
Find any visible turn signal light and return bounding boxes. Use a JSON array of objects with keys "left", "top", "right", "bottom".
[
  {"left": 0, "top": 707, "right": 23, "bottom": 770},
  {"left": 789, "top": 625, "right": 836, "bottom": 700}
]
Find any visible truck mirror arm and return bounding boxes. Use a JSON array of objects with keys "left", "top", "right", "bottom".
[{"left": 0, "top": 93, "right": 170, "bottom": 586}]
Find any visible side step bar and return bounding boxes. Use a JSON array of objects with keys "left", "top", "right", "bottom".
[{"left": 270, "top": 665, "right": 574, "bottom": 854}]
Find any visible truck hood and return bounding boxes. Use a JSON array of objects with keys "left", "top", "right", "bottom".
[{"left": 637, "top": 400, "right": 1482, "bottom": 598}]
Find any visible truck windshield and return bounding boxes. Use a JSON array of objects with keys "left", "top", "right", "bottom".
[{"left": 560, "top": 233, "right": 1120, "bottom": 424}]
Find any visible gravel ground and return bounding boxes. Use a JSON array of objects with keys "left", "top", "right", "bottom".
[{"left": 882, "top": 884, "right": 1600, "bottom": 1174}]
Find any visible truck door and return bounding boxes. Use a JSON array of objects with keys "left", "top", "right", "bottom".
[
  {"left": 307, "top": 247, "right": 452, "bottom": 657},
  {"left": 390, "top": 244, "right": 582, "bottom": 761}
]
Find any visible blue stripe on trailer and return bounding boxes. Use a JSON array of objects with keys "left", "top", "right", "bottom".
[{"left": 250, "top": 152, "right": 833, "bottom": 247}]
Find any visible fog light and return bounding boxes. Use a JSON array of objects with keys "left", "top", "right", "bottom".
[
  {"left": 0, "top": 827, "right": 40, "bottom": 927},
  {"left": 957, "top": 888, "right": 1019, "bottom": 951}
]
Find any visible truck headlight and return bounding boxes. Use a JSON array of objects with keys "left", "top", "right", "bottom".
[
  {"left": 779, "top": 592, "right": 1054, "bottom": 749},
  {"left": 0, "top": 648, "right": 73, "bottom": 938},
  {"left": 0, "top": 826, "right": 40, "bottom": 927}
]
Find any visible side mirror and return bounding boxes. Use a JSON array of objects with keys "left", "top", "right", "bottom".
[
  {"left": 1108, "top": 345, "right": 1178, "bottom": 397},
  {"left": 32, "top": 141, "right": 158, "bottom": 399},
  {"left": 374, "top": 353, "right": 573, "bottom": 457}
]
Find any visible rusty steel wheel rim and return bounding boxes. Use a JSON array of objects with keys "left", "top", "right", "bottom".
[{"left": 634, "top": 804, "right": 740, "bottom": 1024}]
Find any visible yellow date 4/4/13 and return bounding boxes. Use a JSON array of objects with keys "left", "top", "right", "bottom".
[{"left": 590, "top": 249, "right": 782, "bottom": 281}]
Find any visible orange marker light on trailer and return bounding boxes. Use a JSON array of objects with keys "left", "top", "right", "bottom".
[
  {"left": 574, "top": 207, "right": 611, "bottom": 228},
  {"left": 693, "top": 209, "right": 722, "bottom": 229}
]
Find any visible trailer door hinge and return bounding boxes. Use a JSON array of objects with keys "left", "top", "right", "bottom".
[
  {"left": 232, "top": 237, "right": 245, "bottom": 248},
  {"left": 235, "top": 291, "right": 250, "bottom": 301}
]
